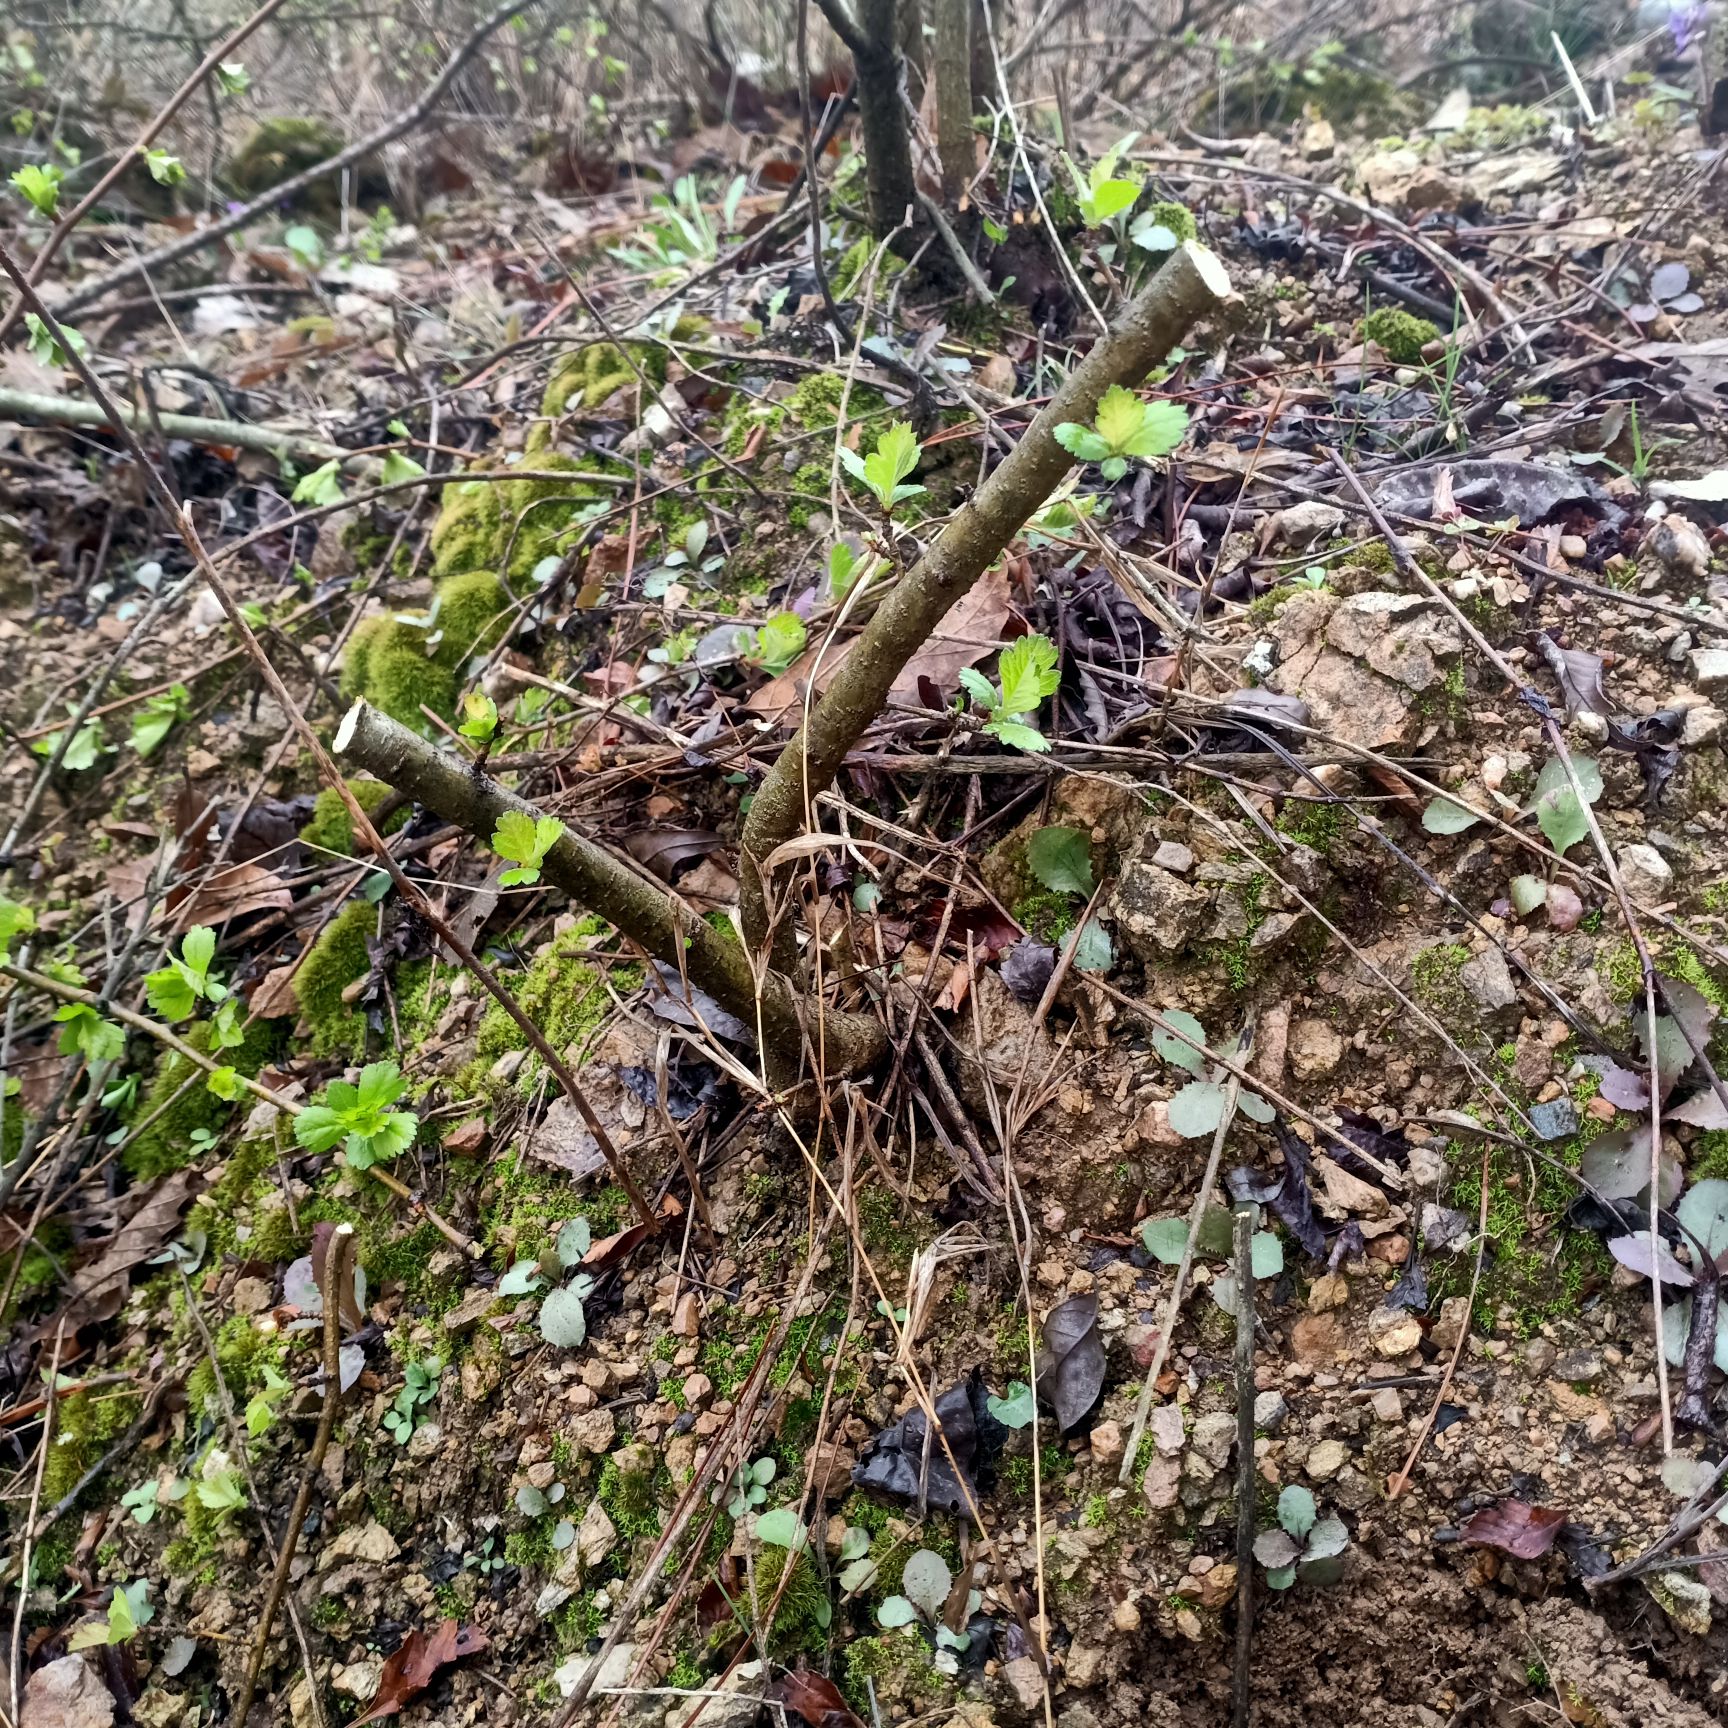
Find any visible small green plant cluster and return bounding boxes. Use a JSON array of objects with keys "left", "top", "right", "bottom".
[
  {"left": 1359, "top": 307, "right": 1439, "bottom": 364},
  {"left": 293, "top": 1060, "right": 418, "bottom": 1171},
  {"left": 1253, "top": 1484, "right": 1348, "bottom": 1587},
  {"left": 1055, "top": 384, "right": 1188, "bottom": 482},
  {"left": 382, "top": 1358, "right": 441, "bottom": 1443},
  {"left": 959, "top": 634, "right": 1062, "bottom": 752}
]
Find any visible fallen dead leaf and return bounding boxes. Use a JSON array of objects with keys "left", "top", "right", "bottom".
[
  {"left": 174, "top": 863, "right": 293, "bottom": 929},
  {"left": 1460, "top": 1500, "right": 1567, "bottom": 1559},
  {"left": 352, "top": 1619, "right": 490, "bottom": 1725}
]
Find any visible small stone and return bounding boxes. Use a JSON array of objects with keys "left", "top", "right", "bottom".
[
  {"left": 1174, "top": 1607, "right": 1203, "bottom": 1642},
  {"left": 1430, "top": 1297, "right": 1474, "bottom": 1355},
  {"left": 683, "top": 1372, "right": 713, "bottom": 1407},
  {"left": 1559, "top": 535, "right": 1588, "bottom": 560},
  {"left": 1149, "top": 1404, "right": 1186, "bottom": 1455},
  {"left": 1289, "top": 1018, "right": 1344, "bottom": 1079},
  {"left": 526, "top": 1459, "right": 557, "bottom": 1490},
  {"left": 1459, "top": 948, "right": 1518, "bottom": 1013},
  {"left": 1253, "top": 1391, "right": 1290, "bottom": 1433},
  {"left": 1683, "top": 705, "right": 1725, "bottom": 747},
  {"left": 1065, "top": 1643, "right": 1106, "bottom": 1689},
  {"left": 1370, "top": 1387, "right": 1404, "bottom": 1423},
  {"left": 407, "top": 1421, "right": 442, "bottom": 1461},
  {"left": 999, "top": 1655, "right": 1048, "bottom": 1714},
  {"left": 1573, "top": 711, "right": 1610, "bottom": 743},
  {"left": 1112, "top": 1596, "right": 1143, "bottom": 1632},
  {"left": 1523, "top": 1338, "right": 1558, "bottom": 1376},
  {"left": 443, "top": 1287, "right": 501, "bottom": 1335},
  {"left": 1367, "top": 1305, "right": 1423, "bottom": 1358},
  {"left": 230, "top": 1276, "right": 273, "bottom": 1314},
  {"left": 1088, "top": 1418, "right": 1124, "bottom": 1467},
  {"left": 1617, "top": 843, "right": 1673, "bottom": 903},
  {"left": 569, "top": 1408, "right": 617, "bottom": 1455},
  {"left": 1420, "top": 1204, "right": 1473, "bottom": 1251},
  {"left": 1308, "top": 1273, "right": 1350, "bottom": 1312},
  {"left": 1528, "top": 1099, "right": 1577, "bottom": 1142},
  {"left": 322, "top": 1519, "right": 400, "bottom": 1565},
  {"left": 576, "top": 1498, "right": 618, "bottom": 1568},
  {"left": 1690, "top": 648, "right": 1728, "bottom": 691},
  {"left": 1584, "top": 1411, "right": 1615, "bottom": 1446},
  {"left": 184, "top": 746, "right": 223, "bottom": 779},
  {"left": 554, "top": 1643, "right": 636, "bottom": 1702},
  {"left": 1291, "top": 1314, "right": 1342, "bottom": 1366},
  {"left": 1305, "top": 1438, "right": 1351, "bottom": 1481},
  {"left": 24, "top": 1657, "right": 114, "bottom": 1728},
  {"left": 332, "top": 1660, "right": 383, "bottom": 1702},
  {"left": 1367, "top": 1233, "right": 1411, "bottom": 1266},
  {"left": 1553, "top": 1348, "right": 1604, "bottom": 1384},
  {"left": 1648, "top": 515, "right": 1711, "bottom": 582},
  {"left": 1142, "top": 1452, "right": 1182, "bottom": 1509},
  {"left": 1151, "top": 839, "right": 1194, "bottom": 874},
  {"left": 1190, "top": 1411, "right": 1237, "bottom": 1468}
]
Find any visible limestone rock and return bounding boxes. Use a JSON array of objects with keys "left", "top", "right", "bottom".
[
  {"left": 1617, "top": 843, "right": 1673, "bottom": 903},
  {"left": 1459, "top": 947, "right": 1518, "bottom": 1013},
  {"left": 1289, "top": 1018, "right": 1344, "bottom": 1078},
  {"left": 1110, "top": 858, "right": 1213, "bottom": 959}
]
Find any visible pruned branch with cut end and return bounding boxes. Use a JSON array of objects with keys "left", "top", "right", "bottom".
[
  {"left": 333, "top": 700, "right": 886, "bottom": 1081},
  {"left": 740, "top": 239, "right": 1233, "bottom": 972}
]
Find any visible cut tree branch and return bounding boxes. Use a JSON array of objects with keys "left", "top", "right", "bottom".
[
  {"left": 334, "top": 700, "right": 886, "bottom": 1078},
  {"left": 740, "top": 240, "right": 1232, "bottom": 965},
  {"left": 53, "top": 0, "right": 545, "bottom": 316}
]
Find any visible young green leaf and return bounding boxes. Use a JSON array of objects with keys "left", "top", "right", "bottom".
[
  {"left": 291, "top": 459, "right": 345, "bottom": 507},
  {"left": 957, "top": 666, "right": 997, "bottom": 711},
  {"left": 145, "top": 925, "right": 219, "bottom": 1021},
  {"left": 839, "top": 421, "right": 925, "bottom": 512},
  {"left": 828, "top": 540, "right": 857, "bottom": 596},
  {"left": 491, "top": 810, "right": 565, "bottom": 887},
  {"left": 382, "top": 448, "right": 426, "bottom": 486},
  {"left": 997, "top": 634, "right": 1061, "bottom": 716},
  {"left": 1066, "top": 916, "right": 1113, "bottom": 973},
  {"left": 1153, "top": 1008, "right": 1208, "bottom": 1074},
  {"left": 292, "top": 1061, "right": 418, "bottom": 1169},
  {"left": 283, "top": 224, "right": 323, "bottom": 269},
  {"left": 986, "top": 1380, "right": 1035, "bottom": 1428},
  {"left": 216, "top": 60, "right": 251, "bottom": 92},
  {"left": 54, "top": 1002, "right": 124, "bottom": 1064},
  {"left": 983, "top": 717, "right": 1048, "bottom": 752},
  {"left": 1027, "top": 826, "right": 1094, "bottom": 896},
  {"left": 753, "top": 612, "right": 807, "bottom": 675},
  {"left": 23, "top": 311, "right": 88, "bottom": 368},
  {"left": 1421, "top": 795, "right": 1479, "bottom": 835},
  {"left": 130, "top": 684, "right": 189, "bottom": 758},
  {"left": 10, "top": 162, "right": 63, "bottom": 217},
  {"left": 0, "top": 896, "right": 35, "bottom": 964},
  {"left": 539, "top": 1282, "right": 588, "bottom": 1348},
  {"left": 1141, "top": 1216, "right": 1190, "bottom": 1264},
  {"left": 206, "top": 1065, "right": 243, "bottom": 1101},
  {"left": 1054, "top": 386, "right": 1188, "bottom": 481},
  {"left": 144, "top": 148, "right": 184, "bottom": 186},
  {"left": 458, "top": 691, "right": 498, "bottom": 742},
  {"left": 33, "top": 714, "right": 105, "bottom": 771},
  {"left": 1167, "top": 1080, "right": 1229, "bottom": 1138},
  {"left": 1535, "top": 786, "right": 1588, "bottom": 855},
  {"left": 1277, "top": 1484, "right": 1317, "bottom": 1539}
]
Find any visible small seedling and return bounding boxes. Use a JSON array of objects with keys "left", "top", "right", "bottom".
[
  {"left": 1150, "top": 1012, "right": 1274, "bottom": 1135},
  {"left": 958, "top": 632, "right": 1062, "bottom": 752},
  {"left": 245, "top": 1364, "right": 292, "bottom": 1437},
  {"left": 1530, "top": 753, "right": 1601, "bottom": 856},
  {"left": 1253, "top": 1484, "right": 1349, "bottom": 1588},
  {"left": 836, "top": 1525, "right": 877, "bottom": 1594},
  {"left": 721, "top": 1455, "right": 777, "bottom": 1518},
  {"left": 24, "top": 312, "right": 87, "bottom": 368},
  {"left": 458, "top": 691, "right": 499, "bottom": 743},
  {"left": 32, "top": 709, "right": 105, "bottom": 771},
  {"left": 10, "top": 161, "right": 62, "bottom": 217},
  {"left": 194, "top": 1450, "right": 246, "bottom": 1516},
  {"left": 293, "top": 1060, "right": 419, "bottom": 1171},
  {"left": 839, "top": 421, "right": 925, "bottom": 513},
  {"left": 53, "top": 1002, "right": 124, "bottom": 1064},
  {"left": 986, "top": 1380, "right": 1035, "bottom": 1428},
  {"left": 748, "top": 612, "right": 807, "bottom": 675},
  {"left": 516, "top": 1480, "right": 567, "bottom": 1516},
  {"left": 130, "top": 684, "right": 189, "bottom": 758},
  {"left": 144, "top": 148, "right": 184, "bottom": 185},
  {"left": 1053, "top": 384, "right": 1188, "bottom": 482},
  {"left": 145, "top": 925, "right": 226, "bottom": 1022},
  {"left": 876, "top": 1549, "right": 979, "bottom": 1669},
  {"left": 120, "top": 1475, "right": 186, "bottom": 1525},
  {"left": 1062, "top": 135, "right": 1141, "bottom": 226},
  {"left": 0, "top": 896, "right": 34, "bottom": 962},
  {"left": 68, "top": 1580, "right": 153, "bottom": 1650},
  {"left": 383, "top": 1358, "right": 441, "bottom": 1443},
  {"left": 490, "top": 810, "right": 565, "bottom": 887}
]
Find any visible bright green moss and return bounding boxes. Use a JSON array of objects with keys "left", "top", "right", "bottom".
[
  {"left": 499, "top": 460, "right": 610, "bottom": 587},
  {"left": 840, "top": 1633, "right": 946, "bottom": 1713},
  {"left": 431, "top": 570, "right": 512, "bottom": 668},
  {"left": 1693, "top": 1132, "right": 1728, "bottom": 1181},
  {"left": 1360, "top": 307, "right": 1440, "bottom": 364},
  {"left": 784, "top": 370, "right": 885, "bottom": 429},
  {"left": 786, "top": 461, "right": 830, "bottom": 530},
  {"left": 472, "top": 925, "right": 619, "bottom": 1077},
  {"left": 39, "top": 1387, "right": 141, "bottom": 1518},
  {"left": 299, "top": 778, "right": 401, "bottom": 859},
  {"left": 1014, "top": 890, "right": 1074, "bottom": 944},
  {"left": 124, "top": 1017, "right": 281, "bottom": 1181},
  {"left": 751, "top": 1546, "right": 830, "bottom": 1654},
  {"left": 832, "top": 240, "right": 906, "bottom": 301},
  {"left": 1410, "top": 942, "right": 1471, "bottom": 1017},
  {"left": 340, "top": 615, "right": 457, "bottom": 728},
  {"left": 186, "top": 1312, "right": 290, "bottom": 1423},
  {"left": 1144, "top": 200, "right": 1196, "bottom": 244},
  {"left": 429, "top": 480, "right": 505, "bottom": 582},
  {"left": 295, "top": 901, "right": 377, "bottom": 1055},
  {"left": 597, "top": 1452, "right": 662, "bottom": 1540}
]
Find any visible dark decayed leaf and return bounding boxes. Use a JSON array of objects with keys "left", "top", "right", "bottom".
[
  {"left": 1386, "top": 1251, "right": 1428, "bottom": 1312},
  {"left": 624, "top": 828, "right": 723, "bottom": 883},
  {"left": 1271, "top": 1120, "right": 1328, "bottom": 1259},
  {"left": 1598, "top": 1065, "right": 1650, "bottom": 1111},
  {"left": 1327, "top": 1221, "right": 1366, "bottom": 1270},
  {"left": 852, "top": 1370, "right": 1005, "bottom": 1513},
  {"left": 1328, "top": 1110, "right": 1406, "bottom": 1182},
  {"left": 1459, "top": 1501, "right": 1567, "bottom": 1560},
  {"left": 1604, "top": 709, "right": 1682, "bottom": 808},
  {"left": 1605, "top": 1233, "right": 1693, "bottom": 1287},
  {"left": 352, "top": 1619, "right": 490, "bottom": 1724},
  {"left": 1001, "top": 937, "right": 1057, "bottom": 1005},
  {"left": 1534, "top": 633, "right": 1614, "bottom": 719},
  {"left": 773, "top": 1670, "right": 868, "bottom": 1728},
  {"left": 644, "top": 960, "right": 752, "bottom": 1043},
  {"left": 1035, "top": 1294, "right": 1107, "bottom": 1433},
  {"left": 1373, "top": 460, "right": 1616, "bottom": 527}
]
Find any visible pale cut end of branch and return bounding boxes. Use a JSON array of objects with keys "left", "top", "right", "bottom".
[
  {"left": 1179, "top": 239, "right": 1234, "bottom": 302},
  {"left": 334, "top": 699, "right": 365, "bottom": 754}
]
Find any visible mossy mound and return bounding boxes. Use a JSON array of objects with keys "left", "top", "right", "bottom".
[
  {"left": 1360, "top": 307, "right": 1440, "bottom": 364},
  {"left": 299, "top": 778, "right": 404, "bottom": 859},
  {"left": 340, "top": 571, "right": 512, "bottom": 726},
  {"left": 471, "top": 924, "right": 629, "bottom": 1089},
  {"left": 540, "top": 342, "right": 665, "bottom": 419},
  {"left": 295, "top": 900, "right": 378, "bottom": 1055},
  {"left": 429, "top": 464, "right": 620, "bottom": 589},
  {"left": 123, "top": 1017, "right": 283, "bottom": 1181},
  {"left": 225, "top": 117, "right": 381, "bottom": 216}
]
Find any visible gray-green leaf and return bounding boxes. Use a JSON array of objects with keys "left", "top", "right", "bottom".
[{"left": 538, "top": 1284, "right": 588, "bottom": 1349}]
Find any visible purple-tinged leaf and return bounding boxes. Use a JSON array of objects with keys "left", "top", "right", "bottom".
[
  {"left": 1670, "top": 1089, "right": 1728, "bottom": 1131},
  {"left": 1607, "top": 1232, "right": 1693, "bottom": 1287},
  {"left": 1598, "top": 1066, "right": 1649, "bottom": 1111},
  {"left": 1650, "top": 261, "right": 1692, "bottom": 301}
]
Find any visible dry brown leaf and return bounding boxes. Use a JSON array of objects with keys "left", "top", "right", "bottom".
[
  {"left": 352, "top": 1619, "right": 491, "bottom": 1725},
  {"left": 247, "top": 963, "right": 301, "bottom": 1020},
  {"left": 175, "top": 863, "right": 293, "bottom": 929}
]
